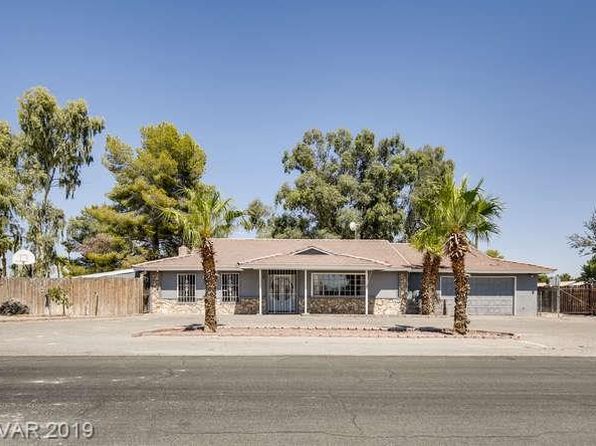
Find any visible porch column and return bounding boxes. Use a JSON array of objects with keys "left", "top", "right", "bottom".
[
  {"left": 303, "top": 269, "right": 308, "bottom": 314},
  {"left": 258, "top": 269, "right": 263, "bottom": 315},
  {"left": 364, "top": 270, "right": 369, "bottom": 315}
]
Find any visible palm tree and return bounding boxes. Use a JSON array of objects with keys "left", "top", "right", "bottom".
[
  {"left": 411, "top": 217, "right": 443, "bottom": 315},
  {"left": 429, "top": 175, "right": 503, "bottom": 334},
  {"left": 411, "top": 174, "right": 449, "bottom": 316},
  {"left": 161, "top": 187, "right": 243, "bottom": 332}
]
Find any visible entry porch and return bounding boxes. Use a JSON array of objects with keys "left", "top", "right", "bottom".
[{"left": 252, "top": 268, "right": 407, "bottom": 315}]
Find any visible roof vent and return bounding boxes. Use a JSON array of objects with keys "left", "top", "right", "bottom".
[{"left": 294, "top": 247, "right": 329, "bottom": 255}]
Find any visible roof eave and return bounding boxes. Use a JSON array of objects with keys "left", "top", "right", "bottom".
[{"left": 237, "top": 264, "right": 399, "bottom": 271}]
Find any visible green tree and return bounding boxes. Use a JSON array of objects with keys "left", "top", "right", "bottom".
[
  {"left": 426, "top": 174, "right": 503, "bottom": 334},
  {"left": 0, "top": 122, "right": 21, "bottom": 276},
  {"left": 411, "top": 179, "right": 445, "bottom": 315},
  {"left": 558, "top": 273, "right": 573, "bottom": 282},
  {"left": 485, "top": 249, "right": 504, "bottom": 259},
  {"left": 66, "top": 123, "right": 206, "bottom": 273},
  {"left": 161, "top": 188, "right": 243, "bottom": 332},
  {"left": 408, "top": 153, "right": 455, "bottom": 315},
  {"left": 17, "top": 86, "right": 104, "bottom": 276},
  {"left": 537, "top": 274, "right": 550, "bottom": 284},
  {"left": 569, "top": 210, "right": 596, "bottom": 257},
  {"left": 402, "top": 145, "right": 455, "bottom": 239},
  {"left": 272, "top": 128, "right": 453, "bottom": 240},
  {"left": 568, "top": 210, "right": 596, "bottom": 284},
  {"left": 243, "top": 199, "right": 273, "bottom": 236},
  {"left": 64, "top": 206, "right": 148, "bottom": 275},
  {"left": 580, "top": 256, "right": 596, "bottom": 282}
]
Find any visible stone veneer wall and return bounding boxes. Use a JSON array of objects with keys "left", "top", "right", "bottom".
[
  {"left": 153, "top": 297, "right": 259, "bottom": 315},
  {"left": 152, "top": 296, "right": 404, "bottom": 315},
  {"left": 372, "top": 298, "right": 401, "bottom": 315},
  {"left": 307, "top": 297, "right": 365, "bottom": 314},
  {"left": 306, "top": 297, "right": 401, "bottom": 315}
]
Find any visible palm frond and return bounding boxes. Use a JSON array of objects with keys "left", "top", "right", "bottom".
[{"left": 158, "top": 187, "right": 244, "bottom": 249}]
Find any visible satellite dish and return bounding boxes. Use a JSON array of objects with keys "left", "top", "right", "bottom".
[
  {"left": 12, "top": 249, "right": 36, "bottom": 266},
  {"left": 349, "top": 221, "right": 358, "bottom": 232}
]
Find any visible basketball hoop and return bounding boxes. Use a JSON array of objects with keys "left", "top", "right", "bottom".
[{"left": 12, "top": 249, "right": 36, "bottom": 266}]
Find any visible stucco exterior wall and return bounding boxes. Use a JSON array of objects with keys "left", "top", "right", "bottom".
[
  {"left": 150, "top": 269, "right": 538, "bottom": 316},
  {"left": 514, "top": 274, "right": 538, "bottom": 316},
  {"left": 152, "top": 269, "right": 405, "bottom": 315}
]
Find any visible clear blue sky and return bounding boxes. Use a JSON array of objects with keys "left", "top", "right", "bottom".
[{"left": 1, "top": 1, "right": 595, "bottom": 275}]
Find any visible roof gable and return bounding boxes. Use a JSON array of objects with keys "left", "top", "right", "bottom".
[{"left": 293, "top": 247, "right": 331, "bottom": 256}]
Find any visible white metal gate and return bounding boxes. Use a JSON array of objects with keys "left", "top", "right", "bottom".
[{"left": 267, "top": 272, "right": 296, "bottom": 313}]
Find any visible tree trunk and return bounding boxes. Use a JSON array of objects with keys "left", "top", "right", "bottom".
[
  {"left": 1, "top": 253, "right": 6, "bottom": 278},
  {"left": 200, "top": 239, "right": 218, "bottom": 332},
  {"left": 429, "top": 254, "right": 441, "bottom": 314},
  {"left": 421, "top": 253, "right": 442, "bottom": 315},
  {"left": 450, "top": 251, "right": 470, "bottom": 335},
  {"left": 420, "top": 252, "right": 433, "bottom": 315}
]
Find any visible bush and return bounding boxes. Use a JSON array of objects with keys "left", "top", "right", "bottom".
[
  {"left": 0, "top": 299, "right": 30, "bottom": 316},
  {"left": 46, "top": 286, "right": 71, "bottom": 316}
]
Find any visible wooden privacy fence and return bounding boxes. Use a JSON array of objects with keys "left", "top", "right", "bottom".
[
  {"left": 0, "top": 277, "right": 145, "bottom": 317},
  {"left": 538, "top": 285, "right": 596, "bottom": 315}
]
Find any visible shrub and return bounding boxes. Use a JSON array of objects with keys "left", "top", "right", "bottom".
[
  {"left": 0, "top": 299, "right": 30, "bottom": 316},
  {"left": 46, "top": 286, "right": 71, "bottom": 316}
]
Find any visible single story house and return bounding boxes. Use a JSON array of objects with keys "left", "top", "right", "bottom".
[{"left": 133, "top": 238, "right": 555, "bottom": 316}]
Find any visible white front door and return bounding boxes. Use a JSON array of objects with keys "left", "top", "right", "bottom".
[{"left": 268, "top": 274, "right": 296, "bottom": 313}]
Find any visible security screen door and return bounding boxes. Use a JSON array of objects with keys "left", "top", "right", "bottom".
[{"left": 268, "top": 273, "right": 296, "bottom": 313}]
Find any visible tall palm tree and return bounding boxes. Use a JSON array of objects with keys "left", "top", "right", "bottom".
[
  {"left": 161, "top": 187, "right": 243, "bottom": 332},
  {"left": 427, "top": 175, "right": 503, "bottom": 334},
  {"left": 411, "top": 215, "right": 444, "bottom": 315},
  {"left": 411, "top": 175, "right": 448, "bottom": 315}
]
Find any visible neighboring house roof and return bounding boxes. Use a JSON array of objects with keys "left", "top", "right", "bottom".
[
  {"left": 75, "top": 268, "right": 136, "bottom": 278},
  {"left": 393, "top": 243, "right": 555, "bottom": 274},
  {"left": 132, "top": 238, "right": 555, "bottom": 274},
  {"left": 538, "top": 280, "right": 586, "bottom": 288}
]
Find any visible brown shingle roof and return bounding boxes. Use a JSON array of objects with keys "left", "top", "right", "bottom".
[
  {"left": 132, "top": 238, "right": 555, "bottom": 274},
  {"left": 392, "top": 243, "right": 555, "bottom": 274},
  {"left": 238, "top": 246, "right": 391, "bottom": 269},
  {"left": 134, "top": 238, "right": 407, "bottom": 271}
]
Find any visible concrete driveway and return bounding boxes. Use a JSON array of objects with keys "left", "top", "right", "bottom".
[{"left": 0, "top": 314, "right": 594, "bottom": 356}]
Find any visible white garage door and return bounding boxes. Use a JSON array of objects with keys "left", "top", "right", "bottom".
[{"left": 440, "top": 276, "right": 515, "bottom": 315}]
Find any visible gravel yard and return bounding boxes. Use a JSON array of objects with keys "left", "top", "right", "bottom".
[{"left": 135, "top": 324, "right": 517, "bottom": 338}]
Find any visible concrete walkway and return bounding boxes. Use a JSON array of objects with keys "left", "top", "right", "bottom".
[{"left": 1, "top": 314, "right": 594, "bottom": 356}]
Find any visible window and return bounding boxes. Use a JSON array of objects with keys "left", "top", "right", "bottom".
[
  {"left": 177, "top": 274, "right": 196, "bottom": 303},
  {"left": 221, "top": 273, "right": 239, "bottom": 302},
  {"left": 312, "top": 273, "right": 365, "bottom": 297}
]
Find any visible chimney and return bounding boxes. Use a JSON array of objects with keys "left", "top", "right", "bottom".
[{"left": 178, "top": 245, "right": 189, "bottom": 256}]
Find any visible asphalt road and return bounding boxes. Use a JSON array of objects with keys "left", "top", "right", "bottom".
[{"left": 1, "top": 357, "right": 596, "bottom": 445}]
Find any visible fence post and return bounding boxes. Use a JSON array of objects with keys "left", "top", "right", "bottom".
[
  {"left": 538, "top": 288, "right": 541, "bottom": 313},
  {"left": 552, "top": 275, "right": 561, "bottom": 316}
]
